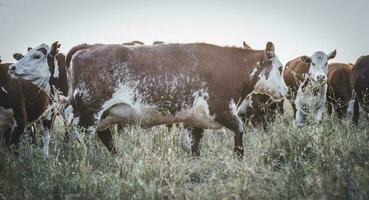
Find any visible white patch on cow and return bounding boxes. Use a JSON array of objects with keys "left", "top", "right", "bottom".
[
  {"left": 249, "top": 62, "right": 259, "bottom": 79},
  {"left": 95, "top": 84, "right": 223, "bottom": 131},
  {"left": 9, "top": 44, "right": 51, "bottom": 94},
  {"left": 95, "top": 83, "right": 153, "bottom": 121},
  {"left": 179, "top": 128, "right": 192, "bottom": 153},
  {"left": 346, "top": 99, "right": 355, "bottom": 116},
  {"left": 64, "top": 105, "right": 75, "bottom": 125},
  {"left": 45, "top": 110, "right": 52, "bottom": 121},
  {"left": 1, "top": 86, "right": 7, "bottom": 94},
  {"left": 42, "top": 129, "right": 50, "bottom": 157},
  {"left": 253, "top": 56, "right": 288, "bottom": 100},
  {"left": 237, "top": 92, "right": 254, "bottom": 114},
  {"left": 53, "top": 58, "right": 59, "bottom": 78},
  {"left": 294, "top": 77, "right": 327, "bottom": 126},
  {"left": 229, "top": 99, "right": 244, "bottom": 133}
]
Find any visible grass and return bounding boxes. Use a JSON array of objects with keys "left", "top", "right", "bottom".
[{"left": 0, "top": 112, "right": 368, "bottom": 200}]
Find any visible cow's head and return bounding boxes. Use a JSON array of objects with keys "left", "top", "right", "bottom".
[
  {"left": 301, "top": 50, "right": 336, "bottom": 83},
  {"left": 251, "top": 42, "right": 288, "bottom": 100},
  {"left": 9, "top": 42, "right": 60, "bottom": 94}
]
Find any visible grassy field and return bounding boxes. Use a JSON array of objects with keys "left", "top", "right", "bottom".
[{"left": 0, "top": 112, "right": 368, "bottom": 200}]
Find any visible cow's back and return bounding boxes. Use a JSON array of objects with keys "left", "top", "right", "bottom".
[
  {"left": 283, "top": 57, "right": 310, "bottom": 91},
  {"left": 327, "top": 63, "right": 353, "bottom": 117},
  {"left": 69, "top": 43, "right": 260, "bottom": 114},
  {"left": 352, "top": 55, "right": 369, "bottom": 108},
  {"left": 327, "top": 63, "right": 353, "bottom": 101}
]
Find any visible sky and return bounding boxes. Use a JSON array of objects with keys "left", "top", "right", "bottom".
[{"left": 0, "top": 0, "right": 368, "bottom": 64}]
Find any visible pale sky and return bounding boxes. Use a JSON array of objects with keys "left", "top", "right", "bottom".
[{"left": 0, "top": 0, "right": 368, "bottom": 64}]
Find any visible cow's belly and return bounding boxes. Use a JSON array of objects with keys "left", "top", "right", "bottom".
[{"left": 94, "top": 83, "right": 223, "bottom": 131}]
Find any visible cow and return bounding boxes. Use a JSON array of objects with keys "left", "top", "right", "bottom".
[
  {"left": 0, "top": 62, "right": 49, "bottom": 152},
  {"left": 237, "top": 41, "right": 284, "bottom": 131},
  {"left": 153, "top": 41, "right": 165, "bottom": 45},
  {"left": 0, "top": 106, "right": 15, "bottom": 138},
  {"left": 352, "top": 55, "right": 369, "bottom": 125},
  {"left": 283, "top": 50, "right": 337, "bottom": 126},
  {"left": 7, "top": 42, "right": 65, "bottom": 156},
  {"left": 326, "top": 63, "right": 354, "bottom": 119},
  {"left": 122, "top": 41, "right": 145, "bottom": 46},
  {"left": 11, "top": 45, "right": 70, "bottom": 145},
  {"left": 16, "top": 41, "right": 288, "bottom": 158}
]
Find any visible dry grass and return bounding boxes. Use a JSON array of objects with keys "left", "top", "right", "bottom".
[{"left": 0, "top": 112, "right": 368, "bottom": 200}]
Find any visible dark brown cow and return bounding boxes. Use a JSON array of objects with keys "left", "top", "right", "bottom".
[
  {"left": 122, "top": 41, "right": 144, "bottom": 46},
  {"left": 0, "top": 62, "right": 48, "bottom": 150},
  {"left": 153, "top": 41, "right": 165, "bottom": 45},
  {"left": 352, "top": 55, "right": 369, "bottom": 125},
  {"left": 326, "top": 63, "right": 354, "bottom": 119},
  {"left": 16, "top": 42, "right": 288, "bottom": 158},
  {"left": 283, "top": 50, "right": 336, "bottom": 126},
  {"left": 0, "top": 106, "right": 14, "bottom": 137}
]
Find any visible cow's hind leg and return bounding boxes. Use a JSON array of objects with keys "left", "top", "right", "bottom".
[
  {"left": 191, "top": 127, "right": 204, "bottom": 156},
  {"left": 95, "top": 103, "right": 139, "bottom": 154},
  {"left": 352, "top": 97, "right": 360, "bottom": 125},
  {"left": 97, "top": 129, "right": 117, "bottom": 154}
]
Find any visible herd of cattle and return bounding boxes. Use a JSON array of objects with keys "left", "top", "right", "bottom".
[{"left": 0, "top": 40, "right": 368, "bottom": 158}]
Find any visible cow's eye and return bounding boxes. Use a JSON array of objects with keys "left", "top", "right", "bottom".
[
  {"left": 325, "top": 62, "right": 328, "bottom": 66},
  {"left": 312, "top": 63, "right": 315, "bottom": 66},
  {"left": 278, "top": 66, "right": 283, "bottom": 73},
  {"left": 33, "top": 55, "right": 41, "bottom": 59}
]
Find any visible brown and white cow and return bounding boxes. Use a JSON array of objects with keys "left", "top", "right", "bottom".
[
  {"left": 237, "top": 41, "right": 284, "bottom": 131},
  {"left": 326, "top": 63, "right": 354, "bottom": 119},
  {"left": 16, "top": 42, "right": 288, "bottom": 158},
  {"left": 1, "top": 62, "right": 49, "bottom": 151},
  {"left": 283, "top": 50, "right": 337, "bottom": 126},
  {"left": 7, "top": 42, "right": 66, "bottom": 156}
]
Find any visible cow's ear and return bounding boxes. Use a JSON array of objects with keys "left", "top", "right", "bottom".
[
  {"left": 13, "top": 53, "right": 24, "bottom": 61},
  {"left": 301, "top": 56, "right": 311, "bottom": 63},
  {"left": 265, "top": 41, "right": 275, "bottom": 59},
  {"left": 49, "top": 41, "right": 61, "bottom": 57},
  {"left": 328, "top": 49, "right": 337, "bottom": 60},
  {"left": 243, "top": 41, "right": 251, "bottom": 49},
  {"left": 27, "top": 47, "right": 32, "bottom": 51}
]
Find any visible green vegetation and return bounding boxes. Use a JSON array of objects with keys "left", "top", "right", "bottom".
[{"left": 0, "top": 113, "right": 368, "bottom": 199}]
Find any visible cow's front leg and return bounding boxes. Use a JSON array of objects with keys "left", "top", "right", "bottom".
[
  {"left": 294, "top": 98, "right": 303, "bottom": 127},
  {"left": 179, "top": 126, "right": 204, "bottom": 156},
  {"left": 316, "top": 85, "right": 327, "bottom": 123},
  {"left": 217, "top": 102, "right": 245, "bottom": 158},
  {"left": 41, "top": 113, "right": 53, "bottom": 157}
]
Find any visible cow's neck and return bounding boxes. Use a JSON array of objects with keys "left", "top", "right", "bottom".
[
  {"left": 46, "top": 55, "right": 59, "bottom": 96},
  {"left": 34, "top": 77, "right": 51, "bottom": 96}
]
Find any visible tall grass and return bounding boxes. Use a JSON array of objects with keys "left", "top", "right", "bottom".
[{"left": 0, "top": 113, "right": 368, "bottom": 199}]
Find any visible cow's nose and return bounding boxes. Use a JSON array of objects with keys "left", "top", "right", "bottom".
[
  {"left": 10, "top": 65, "right": 16, "bottom": 71},
  {"left": 317, "top": 75, "right": 326, "bottom": 81}
]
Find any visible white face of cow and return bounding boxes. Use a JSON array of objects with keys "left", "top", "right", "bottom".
[
  {"left": 252, "top": 42, "right": 288, "bottom": 100},
  {"left": 301, "top": 50, "right": 336, "bottom": 83},
  {"left": 9, "top": 43, "right": 58, "bottom": 94}
]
